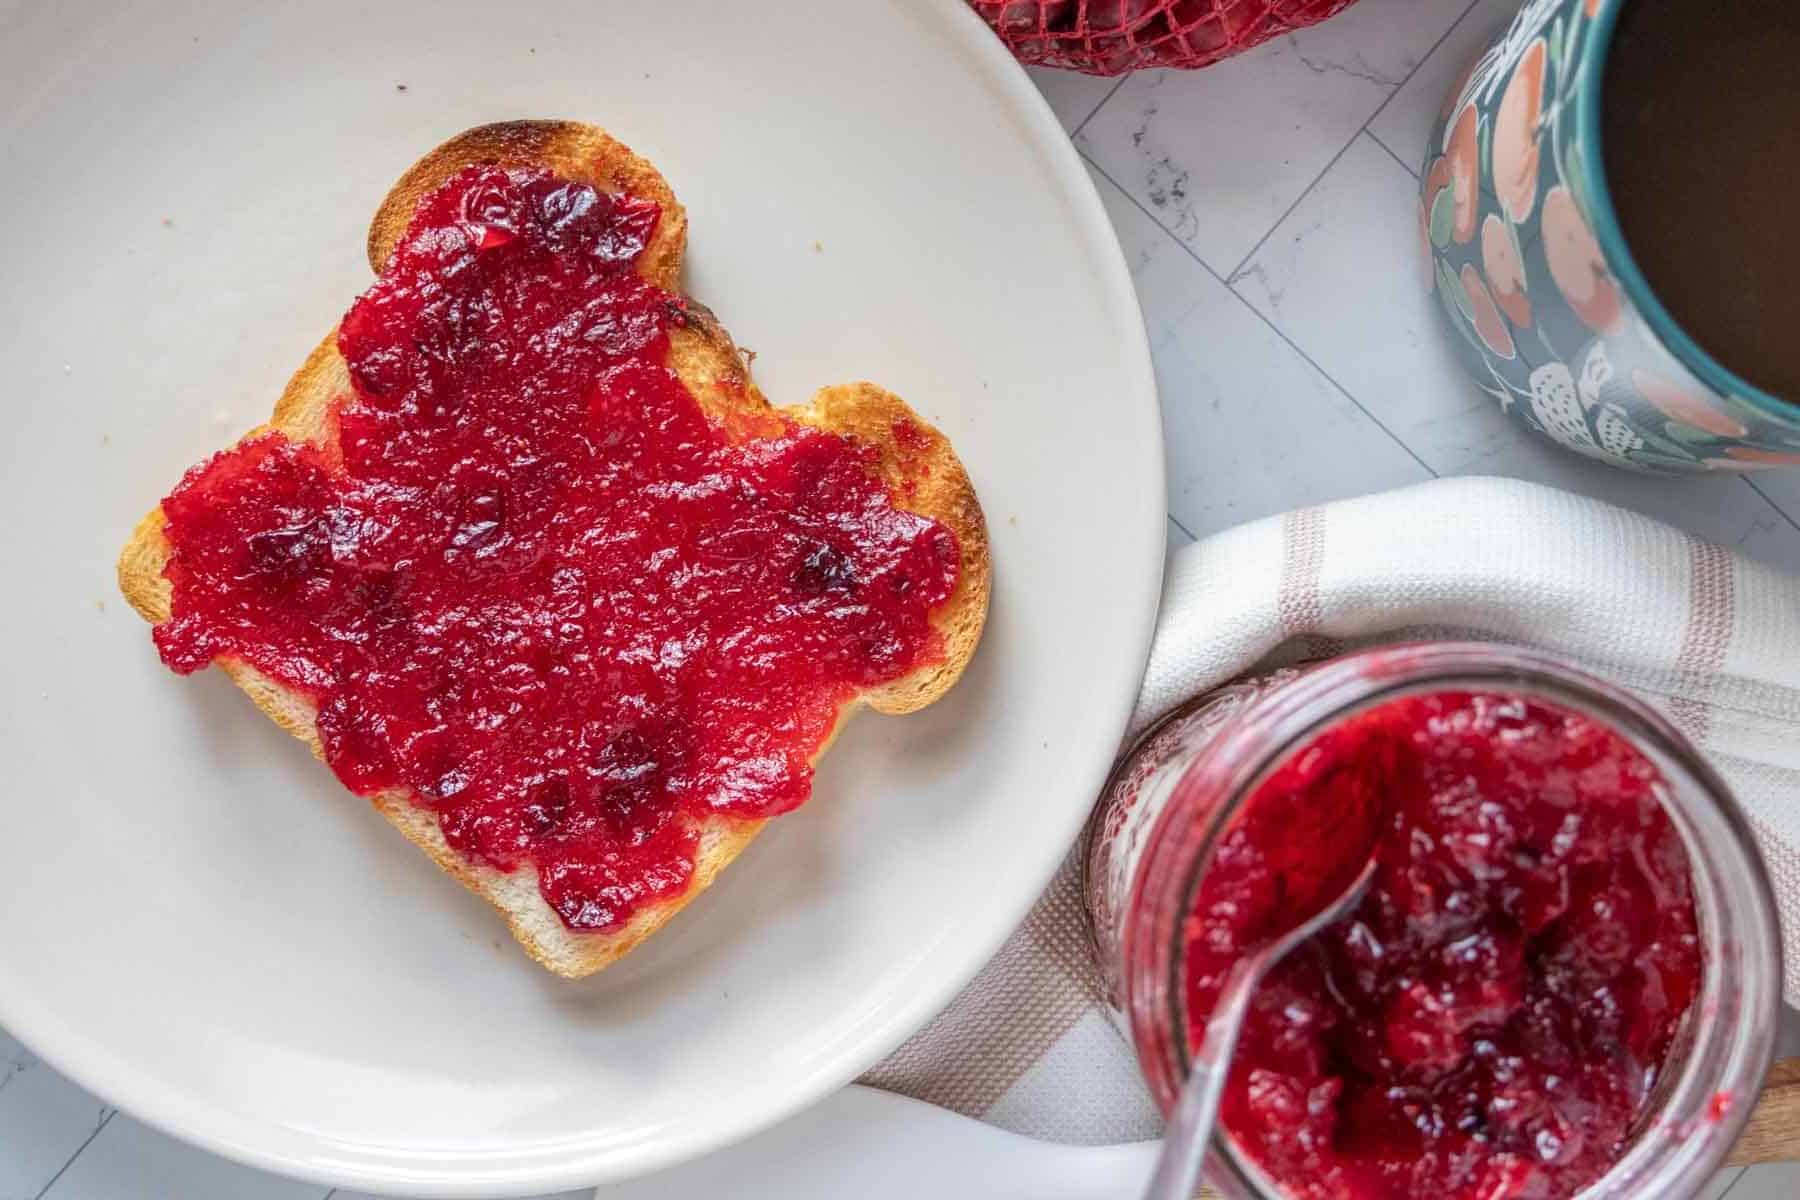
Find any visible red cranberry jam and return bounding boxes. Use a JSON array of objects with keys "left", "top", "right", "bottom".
[
  {"left": 1187, "top": 692, "right": 1701, "bottom": 1200},
  {"left": 152, "top": 165, "right": 961, "bottom": 931}
]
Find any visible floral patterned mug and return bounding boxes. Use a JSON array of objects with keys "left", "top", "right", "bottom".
[{"left": 1422, "top": 0, "right": 1800, "bottom": 471}]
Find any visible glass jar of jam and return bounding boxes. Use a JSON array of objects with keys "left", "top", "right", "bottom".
[{"left": 1086, "top": 642, "right": 1781, "bottom": 1200}]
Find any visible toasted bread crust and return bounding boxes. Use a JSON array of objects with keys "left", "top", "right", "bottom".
[{"left": 115, "top": 121, "right": 990, "bottom": 978}]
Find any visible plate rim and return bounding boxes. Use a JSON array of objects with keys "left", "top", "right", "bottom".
[{"left": 0, "top": 1, "right": 1165, "bottom": 1192}]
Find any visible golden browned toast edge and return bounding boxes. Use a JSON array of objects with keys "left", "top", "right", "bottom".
[{"left": 115, "top": 120, "right": 991, "bottom": 978}]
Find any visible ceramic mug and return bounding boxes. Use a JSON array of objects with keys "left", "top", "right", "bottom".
[{"left": 1421, "top": 0, "right": 1800, "bottom": 472}]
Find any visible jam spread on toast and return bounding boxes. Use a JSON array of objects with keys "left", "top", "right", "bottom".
[
  {"left": 1186, "top": 693, "right": 1700, "bottom": 1200},
  {"left": 152, "top": 166, "right": 961, "bottom": 932}
]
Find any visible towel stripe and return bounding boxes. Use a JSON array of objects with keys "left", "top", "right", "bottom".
[
  {"left": 858, "top": 854, "right": 1105, "bottom": 1119},
  {"left": 1668, "top": 536, "right": 1736, "bottom": 743},
  {"left": 1277, "top": 506, "right": 1326, "bottom": 637}
]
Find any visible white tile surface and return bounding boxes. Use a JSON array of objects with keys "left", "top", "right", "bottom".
[
  {"left": 1747, "top": 471, "right": 1800, "bottom": 525},
  {"left": 8, "top": 3, "right": 1800, "bottom": 1195},
  {"left": 1086, "top": 159, "right": 1430, "bottom": 537},
  {"left": 1025, "top": 66, "right": 1120, "bottom": 135},
  {"left": 1695, "top": 1167, "right": 1747, "bottom": 1200},
  {"left": 37, "top": 1113, "right": 327, "bottom": 1200},
  {"left": 1229, "top": 132, "right": 1800, "bottom": 568},
  {"left": 0, "top": 1030, "right": 111, "bottom": 1200},
  {"left": 1367, "top": 0, "right": 1519, "bottom": 176},
  {"left": 1728, "top": 1162, "right": 1800, "bottom": 1200},
  {"left": 1076, "top": 0, "right": 1474, "bottom": 273}
]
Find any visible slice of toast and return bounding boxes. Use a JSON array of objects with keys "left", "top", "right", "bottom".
[{"left": 116, "top": 121, "right": 990, "bottom": 979}]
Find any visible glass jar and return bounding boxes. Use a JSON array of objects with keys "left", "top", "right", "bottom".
[{"left": 1084, "top": 642, "right": 1782, "bottom": 1200}]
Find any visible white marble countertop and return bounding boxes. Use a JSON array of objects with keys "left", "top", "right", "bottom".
[{"left": 4, "top": 1, "right": 1797, "bottom": 1196}]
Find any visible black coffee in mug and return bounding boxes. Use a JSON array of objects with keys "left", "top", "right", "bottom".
[{"left": 1603, "top": 0, "right": 1800, "bottom": 399}]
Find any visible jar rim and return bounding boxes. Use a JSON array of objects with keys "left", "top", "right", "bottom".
[{"left": 1119, "top": 642, "right": 1783, "bottom": 1200}]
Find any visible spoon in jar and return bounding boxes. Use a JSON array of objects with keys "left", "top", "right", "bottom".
[{"left": 1141, "top": 855, "right": 1377, "bottom": 1200}]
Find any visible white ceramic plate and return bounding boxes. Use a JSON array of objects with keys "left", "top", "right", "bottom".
[{"left": 0, "top": 2, "right": 1162, "bottom": 1193}]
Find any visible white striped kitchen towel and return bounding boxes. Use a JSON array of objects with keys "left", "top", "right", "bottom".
[{"left": 860, "top": 475, "right": 1800, "bottom": 1143}]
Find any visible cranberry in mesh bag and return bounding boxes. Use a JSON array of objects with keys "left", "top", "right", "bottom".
[{"left": 971, "top": 0, "right": 1362, "bottom": 75}]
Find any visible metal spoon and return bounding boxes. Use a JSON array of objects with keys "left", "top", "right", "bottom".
[{"left": 1141, "top": 857, "right": 1378, "bottom": 1200}]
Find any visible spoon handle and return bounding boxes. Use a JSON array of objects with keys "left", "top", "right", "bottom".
[
  {"left": 1140, "top": 957, "right": 1260, "bottom": 1200},
  {"left": 1141, "top": 860, "right": 1378, "bottom": 1200}
]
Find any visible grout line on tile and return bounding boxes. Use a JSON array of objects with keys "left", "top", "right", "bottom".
[
  {"left": 1080, "top": 151, "right": 1440, "bottom": 481},
  {"left": 1070, "top": 74, "right": 1132, "bottom": 139},
  {"left": 1168, "top": 513, "right": 1198, "bottom": 541},
  {"left": 1229, "top": 292, "right": 1441, "bottom": 478},
  {"left": 1225, "top": 133, "right": 1363, "bottom": 282},
  {"left": 1744, "top": 477, "right": 1800, "bottom": 536},
  {"left": 1226, "top": 0, "right": 1484, "bottom": 281},
  {"left": 1367, "top": 129, "right": 1420, "bottom": 178},
  {"left": 32, "top": 1109, "right": 115, "bottom": 1200},
  {"left": 1360, "top": 0, "right": 1486, "bottom": 130}
]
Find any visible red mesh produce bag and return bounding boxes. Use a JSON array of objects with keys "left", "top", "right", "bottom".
[{"left": 972, "top": 0, "right": 1363, "bottom": 75}]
